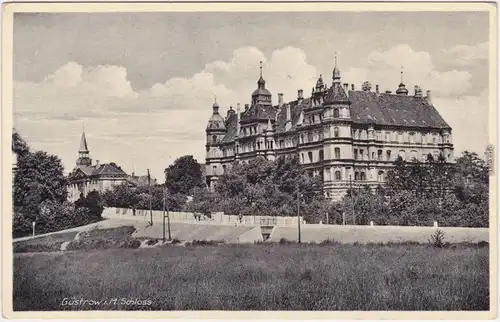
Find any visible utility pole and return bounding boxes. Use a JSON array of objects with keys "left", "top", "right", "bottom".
[
  {"left": 166, "top": 188, "right": 171, "bottom": 241},
  {"left": 349, "top": 174, "right": 355, "bottom": 225},
  {"left": 297, "top": 188, "right": 301, "bottom": 243},
  {"left": 148, "top": 169, "right": 153, "bottom": 226},
  {"left": 162, "top": 189, "right": 166, "bottom": 243}
]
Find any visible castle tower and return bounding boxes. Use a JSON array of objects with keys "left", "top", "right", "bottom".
[
  {"left": 321, "top": 54, "right": 353, "bottom": 198},
  {"left": 205, "top": 97, "right": 227, "bottom": 191},
  {"left": 251, "top": 61, "right": 272, "bottom": 106}
]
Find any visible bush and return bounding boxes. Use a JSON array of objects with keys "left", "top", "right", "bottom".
[
  {"left": 428, "top": 229, "right": 447, "bottom": 248},
  {"left": 185, "top": 240, "right": 224, "bottom": 246},
  {"left": 65, "top": 226, "right": 140, "bottom": 251},
  {"left": 171, "top": 238, "right": 181, "bottom": 244}
]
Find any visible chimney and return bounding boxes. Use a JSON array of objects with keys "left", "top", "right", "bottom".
[
  {"left": 236, "top": 103, "right": 241, "bottom": 136},
  {"left": 351, "top": 84, "right": 355, "bottom": 91},
  {"left": 285, "top": 104, "right": 292, "bottom": 131},
  {"left": 244, "top": 104, "right": 249, "bottom": 111},
  {"left": 426, "top": 90, "right": 432, "bottom": 104},
  {"left": 297, "top": 89, "right": 303, "bottom": 104},
  {"left": 96, "top": 160, "right": 100, "bottom": 167},
  {"left": 375, "top": 85, "right": 379, "bottom": 94},
  {"left": 414, "top": 85, "right": 423, "bottom": 98},
  {"left": 278, "top": 93, "right": 284, "bottom": 107},
  {"left": 343, "top": 83, "right": 349, "bottom": 91}
]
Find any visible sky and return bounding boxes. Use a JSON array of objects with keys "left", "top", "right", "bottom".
[{"left": 13, "top": 11, "right": 490, "bottom": 181}]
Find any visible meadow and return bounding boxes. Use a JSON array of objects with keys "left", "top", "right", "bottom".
[{"left": 13, "top": 243, "right": 489, "bottom": 311}]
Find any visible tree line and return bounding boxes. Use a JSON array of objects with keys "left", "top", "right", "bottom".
[{"left": 12, "top": 128, "right": 489, "bottom": 238}]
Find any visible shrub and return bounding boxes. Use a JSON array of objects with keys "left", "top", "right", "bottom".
[
  {"left": 171, "top": 238, "right": 181, "bottom": 245},
  {"left": 319, "top": 238, "right": 339, "bottom": 245},
  {"left": 185, "top": 240, "right": 224, "bottom": 246},
  {"left": 428, "top": 229, "right": 446, "bottom": 248}
]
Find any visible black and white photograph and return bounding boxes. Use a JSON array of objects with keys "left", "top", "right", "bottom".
[{"left": 3, "top": 1, "right": 497, "bottom": 318}]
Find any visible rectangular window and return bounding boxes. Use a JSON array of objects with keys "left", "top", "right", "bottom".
[
  {"left": 335, "top": 148, "right": 341, "bottom": 159},
  {"left": 360, "top": 149, "right": 364, "bottom": 160},
  {"left": 354, "top": 149, "right": 358, "bottom": 160},
  {"left": 308, "top": 152, "right": 313, "bottom": 163}
]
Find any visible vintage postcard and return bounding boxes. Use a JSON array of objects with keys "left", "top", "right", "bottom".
[{"left": 2, "top": 1, "right": 498, "bottom": 320}]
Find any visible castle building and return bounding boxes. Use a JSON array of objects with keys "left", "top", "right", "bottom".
[
  {"left": 205, "top": 60, "right": 454, "bottom": 201},
  {"left": 67, "top": 130, "right": 154, "bottom": 201}
]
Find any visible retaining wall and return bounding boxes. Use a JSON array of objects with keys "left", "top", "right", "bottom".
[{"left": 269, "top": 224, "right": 489, "bottom": 244}]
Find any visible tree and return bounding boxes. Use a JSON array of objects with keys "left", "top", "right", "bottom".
[
  {"left": 185, "top": 187, "right": 216, "bottom": 220},
  {"left": 214, "top": 156, "right": 327, "bottom": 220},
  {"left": 14, "top": 150, "right": 68, "bottom": 209},
  {"left": 165, "top": 155, "right": 206, "bottom": 196}
]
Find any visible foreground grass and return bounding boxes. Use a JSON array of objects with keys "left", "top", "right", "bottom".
[
  {"left": 13, "top": 243, "right": 489, "bottom": 311},
  {"left": 13, "top": 231, "right": 79, "bottom": 253}
]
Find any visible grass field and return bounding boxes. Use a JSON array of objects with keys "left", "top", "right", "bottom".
[
  {"left": 13, "top": 243, "right": 489, "bottom": 311},
  {"left": 13, "top": 231, "right": 79, "bottom": 253}
]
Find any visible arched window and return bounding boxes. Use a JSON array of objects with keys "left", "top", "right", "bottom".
[
  {"left": 399, "top": 150, "right": 406, "bottom": 161},
  {"left": 334, "top": 127, "right": 340, "bottom": 138},
  {"left": 410, "top": 150, "right": 418, "bottom": 161},
  {"left": 386, "top": 150, "right": 392, "bottom": 161},
  {"left": 378, "top": 149, "right": 383, "bottom": 161},
  {"left": 360, "top": 172, "right": 366, "bottom": 181},
  {"left": 333, "top": 108, "right": 339, "bottom": 118},
  {"left": 335, "top": 171, "right": 341, "bottom": 180},
  {"left": 378, "top": 171, "right": 384, "bottom": 182},
  {"left": 319, "top": 150, "right": 324, "bottom": 161},
  {"left": 354, "top": 172, "right": 359, "bottom": 180},
  {"left": 222, "top": 165, "right": 227, "bottom": 173},
  {"left": 212, "top": 135, "right": 217, "bottom": 144}
]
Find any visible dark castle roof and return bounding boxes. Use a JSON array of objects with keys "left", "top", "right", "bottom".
[
  {"left": 348, "top": 91, "right": 450, "bottom": 128},
  {"left": 240, "top": 103, "right": 277, "bottom": 122},
  {"left": 221, "top": 112, "right": 239, "bottom": 143},
  {"left": 218, "top": 90, "right": 450, "bottom": 144}
]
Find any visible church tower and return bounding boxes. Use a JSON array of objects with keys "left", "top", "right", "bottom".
[{"left": 76, "top": 128, "right": 92, "bottom": 167}]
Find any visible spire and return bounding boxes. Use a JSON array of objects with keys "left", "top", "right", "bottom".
[
  {"left": 333, "top": 52, "right": 341, "bottom": 83},
  {"left": 266, "top": 118, "right": 273, "bottom": 131},
  {"left": 212, "top": 95, "right": 219, "bottom": 114},
  {"left": 396, "top": 66, "right": 408, "bottom": 95},
  {"left": 79, "top": 127, "right": 89, "bottom": 153},
  {"left": 257, "top": 61, "right": 265, "bottom": 88}
]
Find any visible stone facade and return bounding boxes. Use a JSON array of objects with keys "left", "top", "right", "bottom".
[{"left": 205, "top": 61, "right": 454, "bottom": 201}]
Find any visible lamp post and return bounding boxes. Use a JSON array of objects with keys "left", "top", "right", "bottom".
[
  {"left": 147, "top": 169, "right": 153, "bottom": 226},
  {"left": 349, "top": 174, "right": 355, "bottom": 225},
  {"left": 297, "top": 188, "right": 302, "bottom": 243}
]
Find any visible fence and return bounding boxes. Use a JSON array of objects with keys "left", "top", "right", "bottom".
[{"left": 102, "top": 207, "right": 303, "bottom": 227}]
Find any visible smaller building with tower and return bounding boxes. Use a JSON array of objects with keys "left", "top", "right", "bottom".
[{"left": 66, "top": 129, "right": 154, "bottom": 202}]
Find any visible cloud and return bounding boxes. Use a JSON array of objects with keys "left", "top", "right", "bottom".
[
  {"left": 343, "top": 44, "right": 472, "bottom": 96},
  {"left": 442, "top": 42, "right": 488, "bottom": 66},
  {"left": 433, "top": 90, "right": 490, "bottom": 155},
  {"left": 13, "top": 44, "right": 488, "bottom": 180}
]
